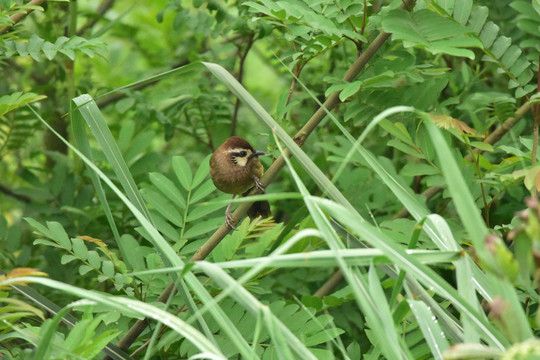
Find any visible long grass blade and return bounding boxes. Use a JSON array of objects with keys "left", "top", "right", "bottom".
[
  {"left": 314, "top": 197, "right": 508, "bottom": 349},
  {"left": 408, "top": 299, "right": 450, "bottom": 360},
  {"left": 1, "top": 276, "right": 226, "bottom": 359},
  {"left": 72, "top": 94, "right": 152, "bottom": 222},
  {"left": 274, "top": 136, "right": 409, "bottom": 359},
  {"left": 31, "top": 105, "right": 256, "bottom": 358},
  {"left": 196, "top": 261, "right": 318, "bottom": 360},
  {"left": 422, "top": 116, "right": 533, "bottom": 341}
]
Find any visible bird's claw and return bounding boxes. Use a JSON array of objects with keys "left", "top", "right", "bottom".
[
  {"left": 254, "top": 176, "right": 266, "bottom": 193},
  {"left": 225, "top": 211, "right": 237, "bottom": 230}
]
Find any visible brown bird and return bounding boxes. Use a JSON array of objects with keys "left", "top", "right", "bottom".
[{"left": 210, "top": 136, "right": 271, "bottom": 229}]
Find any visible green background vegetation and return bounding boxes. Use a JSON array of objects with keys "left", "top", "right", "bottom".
[{"left": 1, "top": 0, "right": 540, "bottom": 359}]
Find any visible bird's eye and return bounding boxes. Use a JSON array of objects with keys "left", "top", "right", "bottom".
[{"left": 239, "top": 151, "right": 247, "bottom": 157}]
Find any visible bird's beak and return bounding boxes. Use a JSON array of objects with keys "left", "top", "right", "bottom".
[{"left": 250, "top": 150, "right": 267, "bottom": 159}]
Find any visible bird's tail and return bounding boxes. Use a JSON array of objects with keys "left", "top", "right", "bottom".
[{"left": 243, "top": 189, "right": 271, "bottom": 219}]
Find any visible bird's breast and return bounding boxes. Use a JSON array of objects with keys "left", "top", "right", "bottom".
[{"left": 210, "top": 153, "right": 263, "bottom": 195}]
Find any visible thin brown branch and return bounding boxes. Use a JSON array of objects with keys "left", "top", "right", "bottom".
[
  {"left": 361, "top": 0, "right": 368, "bottom": 36},
  {"left": 286, "top": 62, "right": 303, "bottom": 106},
  {"left": 0, "top": 0, "right": 47, "bottom": 34},
  {"left": 231, "top": 34, "right": 255, "bottom": 137},
  {"left": 313, "top": 270, "right": 344, "bottom": 298},
  {"left": 231, "top": 99, "right": 242, "bottom": 137},
  {"left": 76, "top": 0, "right": 115, "bottom": 36},
  {"left": 0, "top": 184, "right": 31, "bottom": 203},
  {"left": 282, "top": 62, "right": 304, "bottom": 127}
]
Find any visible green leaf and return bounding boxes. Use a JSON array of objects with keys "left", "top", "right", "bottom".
[
  {"left": 187, "top": 199, "right": 227, "bottom": 222},
  {"left": 81, "top": 329, "right": 122, "bottom": 359},
  {"left": 61, "top": 254, "right": 78, "bottom": 264},
  {"left": 490, "top": 36, "right": 511, "bottom": 59},
  {"left": 468, "top": 6, "right": 489, "bottom": 34},
  {"left": 115, "top": 97, "right": 135, "bottom": 114},
  {"left": 59, "top": 47, "right": 75, "bottom": 60},
  {"left": 500, "top": 45, "right": 522, "bottom": 68},
  {"left": 379, "top": 120, "right": 414, "bottom": 145},
  {"left": 192, "top": 155, "right": 211, "bottom": 189},
  {"left": 301, "top": 295, "right": 323, "bottom": 311},
  {"left": 72, "top": 94, "right": 152, "bottom": 225},
  {"left": 79, "top": 265, "right": 93, "bottom": 275},
  {"left": 148, "top": 210, "right": 182, "bottom": 244},
  {"left": 381, "top": 9, "right": 482, "bottom": 59},
  {"left": 387, "top": 139, "right": 425, "bottom": 158},
  {"left": 87, "top": 250, "right": 101, "bottom": 269},
  {"left": 47, "top": 221, "right": 71, "bottom": 250},
  {"left": 423, "top": 119, "right": 488, "bottom": 250},
  {"left": 479, "top": 21, "right": 499, "bottom": 48},
  {"left": 183, "top": 217, "right": 222, "bottom": 239},
  {"left": 41, "top": 41, "right": 57, "bottom": 60},
  {"left": 124, "top": 130, "right": 155, "bottom": 163},
  {"left": 149, "top": 172, "right": 186, "bottom": 209},
  {"left": 339, "top": 81, "right": 361, "bottom": 102},
  {"left": 119, "top": 235, "right": 145, "bottom": 271},
  {"left": 25, "top": 218, "right": 53, "bottom": 239},
  {"left": 141, "top": 188, "right": 183, "bottom": 227},
  {"left": 324, "top": 81, "right": 348, "bottom": 98},
  {"left": 401, "top": 162, "right": 440, "bottom": 176},
  {"left": 33, "top": 239, "right": 64, "bottom": 249},
  {"left": 172, "top": 156, "right": 193, "bottom": 191},
  {"left": 102, "top": 261, "right": 115, "bottom": 278},
  {"left": 71, "top": 237, "right": 89, "bottom": 260},
  {"left": 453, "top": 0, "right": 472, "bottom": 25},
  {"left": 0, "top": 92, "right": 46, "bottom": 116},
  {"left": 305, "top": 327, "right": 344, "bottom": 347},
  {"left": 361, "top": 71, "right": 396, "bottom": 88},
  {"left": 191, "top": 178, "right": 217, "bottom": 203},
  {"left": 509, "top": 58, "right": 530, "bottom": 78},
  {"left": 15, "top": 41, "right": 28, "bottom": 56},
  {"left": 27, "top": 34, "right": 44, "bottom": 61},
  {"left": 469, "top": 141, "right": 493, "bottom": 152}
]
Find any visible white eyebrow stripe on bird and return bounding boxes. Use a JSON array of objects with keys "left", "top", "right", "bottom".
[{"left": 227, "top": 148, "right": 250, "bottom": 154}]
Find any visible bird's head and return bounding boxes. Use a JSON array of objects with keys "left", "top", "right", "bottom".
[{"left": 223, "top": 136, "right": 266, "bottom": 167}]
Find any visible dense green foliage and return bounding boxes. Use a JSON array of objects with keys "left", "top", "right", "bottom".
[{"left": 1, "top": 0, "right": 540, "bottom": 359}]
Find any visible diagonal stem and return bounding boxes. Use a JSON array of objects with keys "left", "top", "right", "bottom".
[{"left": 0, "top": 0, "right": 46, "bottom": 34}]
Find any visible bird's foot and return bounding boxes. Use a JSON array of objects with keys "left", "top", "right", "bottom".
[
  {"left": 225, "top": 211, "right": 237, "bottom": 230},
  {"left": 253, "top": 176, "right": 266, "bottom": 193}
]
